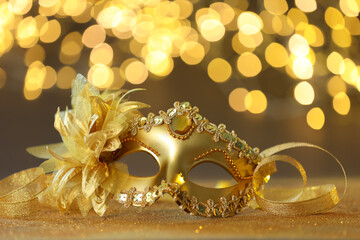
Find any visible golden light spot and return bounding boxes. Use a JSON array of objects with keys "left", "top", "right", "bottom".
[
  {"left": 42, "top": 66, "right": 57, "bottom": 89},
  {"left": 293, "top": 57, "right": 313, "bottom": 79},
  {"left": 90, "top": 43, "right": 113, "bottom": 65},
  {"left": 63, "top": 0, "right": 87, "bottom": 16},
  {"left": 333, "top": 92, "right": 351, "bottom": 115},
  {"left": 294, "top": 81, "right": 315, "bottom": 105},
  {"left": 72, "top": 3, "right": 92, "bottom": 23},
  {"left": 0, "top": 68, "right": 7, "bottom": 89},
  {"left": 97, "top": 6, "right": 123, "bottom": 29},
  {"left": 341, "top": 58, "right": 358, "bottom": 85},
  {"left": 295, "top": 0, "right": 317, "bottom": 13},
  {"left": 232, "top": 33, "right": 254, "bottom": 54},
  {"left": 60, "top": 32, "right": 83, "bottom": 56},
  {"left": 145, "top": 50, "right": 173, "bottom": 76},
  {"left": 307, "top": 107, "right": 325, "bottom": 130},
  {"left": 38, "top": 2, "right": 60, "bottom": 16},
  {"left": 9, "top": 0, "right": 32, "bottom": 15},
  {"left": 132, "top": 20, "right": 155, "bottom": 43},
  {"left": 82, "top": 24, "right": 106, "bottom": 48},
  {"left": 245, "top": 90, "right": 267, "bottom": 114},
  {"left": 39, "top": 0, "right": 57, "bottom": 8},
  {"left": 16, "top": 16, "right": 39, "bottom": 48},
  {"left": 40, "top": 19, "right": 61, "bottom": 43},
  {"left": 200, "top": 19, "right": 225, "bottom": 42},
  {"left": 264, "top": 0, "right": 288, "bottom": 15},
  {"left": 260, "top": 11, "right": 276, "bottom": 34},
  {"left": 207, "top": 58, "right": 232, "bottom": 83},
  {"left": 109, "top": 67, "right": 125, "bottom": 90},
  {"left": 180, "top": 41, "right": 205, "bottom": 65},
  {"left": 25, "top": 61, "right": 46, "bottom": 91},
  {"left": 56, "top": 66, "right": 76, "bottom": 89},
  {"left": 304, "top": 25, "right": 324, "bottom": 47},
  {"left": 265, "top": 43, "right": 289, "bottom": 68},
  {"left": 272, "top": 15, "right": 294, "bottom": 36},
  {"left": 24, "top": 44, "right": 45, "bottom": 67},
  {"left": 147, "top": 30, "right": 173, "bottom": 54},
  {"left": 238, "top": 12, "right": 263, "bottom": 35},
  {"left": 237, "top": 52, "right": 262, "bottom": 77},
  {"left": 210, "top": 2, "right": 235, "bottom": 25},
  {"left": 88, "top": 64, "right": 113, "bottom": 88},
  {"left": 332, "top": 28, "right": 352, "bottom": 48},
  {"left": 327, "top": 52, "right": 345, "bottom": 75},
  {"left": 325, "top": 7, "right": 345, "bottom": 30},
  {"left": 287, "top": 8, "right": 308, "bottom": 27},
  {"left": 175, "top": 173, "right": 185, "bottom": 185},
  {"left": 238, "top": 31, "right": 263, "bottom": 48},
  {"left": 344, "top": 16, "right": 360, "bottom": 35},
  {"left": 175, "top": 0, "right": 193, "bottom": 20},
  {"left": 196, "top": 8, "right": 220, "bottom": 26},
  {"left": 327, "top": 76, "right": 347, "bottom": 97},
  {"left": 228, "top": 88, "right": 248, "bottom": 112},
  {"left": 289, "top": 34, "right": 309, "bottom": 57},
  {"left": 339, "top": 0, "right": 359, "bottom": 17},
  {"left": 112, "top": 9, "right": 136, "bottom": 36},
  {"left": 125, "top": 60, "right": 148, "bottom": 84},
  {"left": 24, "top": 88, "right": 42, "bottom": 101}
]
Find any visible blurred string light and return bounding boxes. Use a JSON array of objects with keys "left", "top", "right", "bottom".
[{"left": 0, "top": 0, "right": 358, "bottom": 131}]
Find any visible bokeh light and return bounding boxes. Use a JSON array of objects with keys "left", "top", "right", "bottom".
[
  {"left": 244, "top": 90, "right": 267, "bottom": 114},
  {"left": 333, "top": 92, "right": 351, "bottom": 115},
  {"left": 228, "top": 88, "right": 248, "bottom": 112},
  {"left": 294, "top": 81, "right": 315, "bottom": 105},
  {"left": 207, "top": 58, "right": 232, "bottom": 83},
  {"left": 0, "top": 0, "right": 359, "bottom": 131},
  {"left": 307, "top": 107, "right": 325, "bottom": 130}
]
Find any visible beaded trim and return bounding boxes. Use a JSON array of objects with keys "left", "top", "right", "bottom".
[
  {"left": 194, "top": 148, "right": 252, "bottom": 181},
  {"left": 113, "top": 180, "right": 254, "bottom": 218},
  {"left": 120, "top": 137, "right": 160, "bottom": 157},
  {"left": 129, "top": 101, "right": 261, "bottom": 164}
]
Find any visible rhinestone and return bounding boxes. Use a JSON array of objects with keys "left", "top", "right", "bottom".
[
  {"left": 146, "top": 192, "right": 152, "bottom": 202},
  {"left": 120, "top": 194, "right": 127, "bottom": 202},
  {"left": 154, "top": 116, "right": 163, "bottom": 125},
  {"left": 167, "top": 108, "right": 177, "bottom": 118},
  {"left": 235, "top": 140, "right": 246, "bottom": 150},
  {"left": 194, "top": 113, "right": 203, "bottom": 121},
  {"left": 139, "top": 117, "right": 147, "bottom": 127},
  {"left": 221, "top": 131, "right": 233, "bottom": 142},
  {"left": 170, "top": 114, "right": 192, "bottom": 135},
  {"left": 198, "top": 204, "right": 206, "bottom": 214},
  {"left": 180, "top": 101, "right": 191, "bottom": 110},
  {"left": 204, "top": 123, "right": 217, "bottom": 133},
  {"left": 136, "top": 194, "right": 143, "bottom": 202}
]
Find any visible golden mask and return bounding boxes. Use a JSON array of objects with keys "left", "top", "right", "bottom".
[
  {"left": 113, "top": 101, "right": 260, "bottom": 217},
  {"left": 0, "top": 74, "right": 346, "bottom": 218}
]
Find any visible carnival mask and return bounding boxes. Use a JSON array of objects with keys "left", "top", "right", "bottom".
[{"left": 0, "top": 74, "right": 346, "bottom": 218}]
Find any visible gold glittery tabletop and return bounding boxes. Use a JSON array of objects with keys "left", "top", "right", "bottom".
[{"left": 0, "top": 178, "right": 359, "bottom": 240}]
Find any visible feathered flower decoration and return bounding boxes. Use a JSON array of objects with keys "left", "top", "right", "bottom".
[{"left": 28, "top": 74, "right": 148, "bottom": 216}]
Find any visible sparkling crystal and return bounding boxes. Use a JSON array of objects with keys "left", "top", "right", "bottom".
[
  {"left": 221, "top": 131, "right": 233, "bottom": 141},
  {"left": 194, "top": 113, "right": 203, "bottom": 121},
  {"left": 204, "top": 123, "right": 217, "bottom": 133},
  {"left": 180, "top": 101, "right": 191, "bottom": 110},
  {"left": 139, "top": 117, "right": 147, "bottom": 127},
  {"left": 198, "top": 204, "right": 206, "bottom": 214},
  {"left": 120, "top": 194, "right": 127, "bottom": 202},
  {"left": 154, "top": 116, "right": 163, "bottom": 125},
  {"left": 167, "top": 108, "right": 177, "bottom": 118},
  {"left": 235, "top": 140, "right": 246, "bottom": 150},
  {"left": 146, "top": 192, "right": 152, "bottom": 202},
  {"left": 171, "top": 114, "right": 192, "bottom": 135}
]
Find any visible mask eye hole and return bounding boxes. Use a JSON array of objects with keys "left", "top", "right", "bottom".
[
  {"left": 187, "top": 162, "right": 237, "bottom": 188},
  {"left": 120, "top": 151, "right": 160, "bottom": 177}
]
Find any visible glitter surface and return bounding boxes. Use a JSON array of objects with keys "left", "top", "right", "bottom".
[{"left": 0, "top": 178, "right": 359, "bottom": 239}]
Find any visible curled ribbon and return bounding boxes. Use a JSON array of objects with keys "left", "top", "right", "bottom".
[
  {"left": 252, "top": 142, "right": 347, "bottom": 215},
  {"left": 0, "top": 168, "right": 48, "bottom": 217}
]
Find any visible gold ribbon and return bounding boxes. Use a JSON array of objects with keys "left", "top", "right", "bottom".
[
  {"left": 0, "top": 168, "right": 48, "bottom": 217},
  {"left": 252, "top": 142, "right": 347, "bottom": 215}
]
